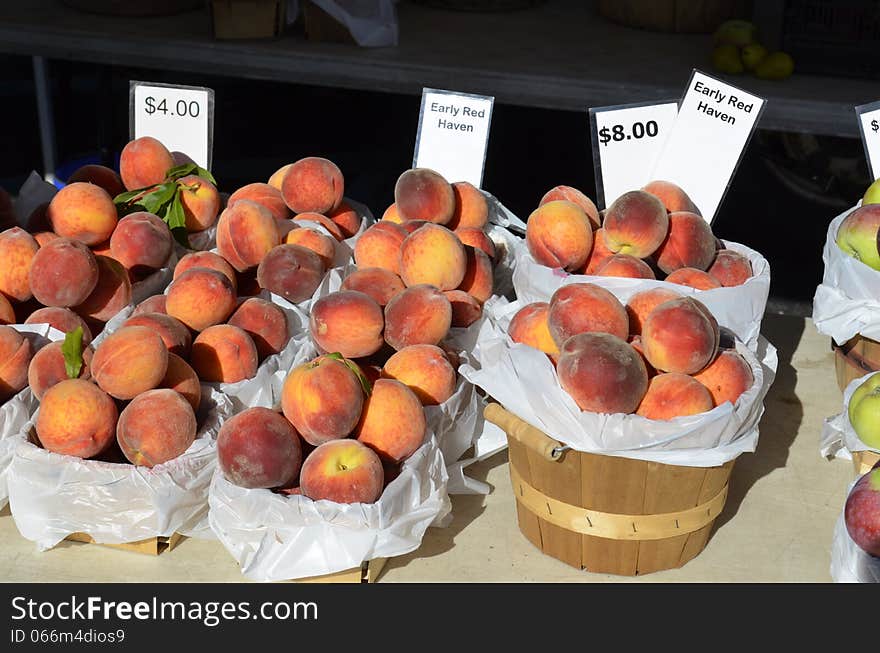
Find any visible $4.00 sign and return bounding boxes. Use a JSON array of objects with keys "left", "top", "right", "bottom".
[{"left": 857, "top": 101, "right": 880, "bottom": 180}]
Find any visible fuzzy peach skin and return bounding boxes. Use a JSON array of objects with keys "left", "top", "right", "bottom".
[
  {"left": 0, "top": 325, "right": 32, "bottom": 401},
  {"left": 299, "top": 439, "right": 384, "bottom": 504},
  {"left": 123, "top": 312, "right": 192, "bottom": 358},
  {"left": 595, "top": 253, "right": 656, "bottom": 279},
  {"left": 91, "top": 325, "right": 169, "bottom": 400},
  {"left": 173, "top": 251, "right": 238, "bottom": 290},
  {"left": 166, "top": 268, "right": 237, "bottom": 332},
  {"left": 27, "top": 341, "right": 93, "bottom": 400},
  {"left": 381, "top": 344, "right": 456, "bottom": 406},
  {"left": 548, "top": 282, "right": 629, "bottom": 347},
  {"left": 190, "top": 324, "right": 259, "bottom": 384},
  {"left": 399, "top": 224, "right": 467, "bottom": 291},
  {"left": 218, "top": 407, "right": 303, "bottom": 489},
  {"left": 0, "top": 227, "right": 39, "bottom": 302},
  {"left": 75, "top": 255, "right": 132, "bottom": 323},
  {"left": 642, "top": 180, "right": 701, "bottom": 215},
  {"left": 664, "top": 267, "right": 722, "bottom": 291},
  {"left": 628, "top": 335, "right": 656, "bottom": 377},
  {"left": 625, "top": 288, "right": 682, "bottom": 336},
  {"left": 177, "top": 174, "right": 221, "bottom": 232},
  {"left": 444, "top": 290, "right": 483, "bottom": 328},
  {"left": 28, "top": 237, "right": 99, "bottom": 307},
  {"left": 574, "top": 227, "right": 613, "bottom": 275},
  {"left": 556, "top": 332, "right": 648, "bottom": 414},
  {"left": 355, "top": 378, "right": 427, "bottom": 462},
  {"left": 602, "top": 190, "right": 669, "bottom": 259},
  {"left": 32, "top": 231, "right": 59, "bottom": 248},
  {"left": 160, "top": 352, "right": 201, "bottom": 413},
  {"left": 652, "top": 211, "right": 716, "bottom": 274},
  {"left": 310, "top": 290, "right": 385, "bottom": 359},
  {"left": 384, "top": 284, "right": 452, "bottom": 351},
  {"left": 35, "top": 378, "right": 118, "bottom": 458},
  {"left": 636, "top": 372, "right": 714, "bottom": 420},
  {"left": 281, "top": 157, "right": 344, "bottom": 215},
  {"left": 641, "top": 296, "right": 719, "bottom": 375},
  {"left": 508, "top": 302, "right": 559, "bottom": 357},
  {"left": 228, "top": 182, "right": 291, "bottom": 221},
  {"left": 327, "top": 200, "right": 361, "bottom": 239},
  {"left": 394, "top": 168, "right": 455, "bottom": 224},
  {"left": 457, "top": 245, "right": 494, "bottom": 303},
  {"left": 455, "top": 227, "right": 496, "bottom": 260},
  {"left": 692, "top": 349, "right": 754, "bottom": 407},
  {"left": 448, "top": 181, "right": 489, "bottom": 230},
  {"left": 67, "top": 164, "right": 125, "bottom": 198},
  {"left": 283, "top": 226, "right": 336, "bottom": 269},
  {"left": 227, "top": 297, "right": 289, "bottom": 361},
  {"left": 117, "top": 388, "right": 197, "bottom": 467},
  {"left": 281, "top": 354, "right": 366, "bottom": 446},
  {"left": 525, "top": 200, "right": 593, "bottom": 271},
  {"left": 109, "top": 212, "right": 172, "bottom": 273},
  {"left": 707, "top": 249, "right": 752, "bottom": 287},
  {"left": 268, "top": 163, "right": 293, "bottom": 190},
  {"left": 47, "top": 182, "right": 118, "bottom": 246},
  {"left": 539, "top": 185, "right": 601, "bottom": 230},
  {"left": 119, "top": 136, "right": 175, "bottom": 191},
  {"left": 257, "top": 244, "right": 325, "bottom": 304},
  {"left": 340, "top": 268, "right": 405, "bottom": 307},
  {"left": 382, "top": 203, "right": 403, "bottom": 224},
  {"left": 216, "top": 199, "right": 281, "bottom": 272},
  {"left": 353, "top": 222, "right": 407, "bottom": 274},
  {"left": 131, "top": 294, "right": 166, "bottom": 316},
  {"left": 0, "top": 294, "right": 14, "bottom": 324},
  {"left": 292, "top": 213, "right": 345, "bottom": 241}
]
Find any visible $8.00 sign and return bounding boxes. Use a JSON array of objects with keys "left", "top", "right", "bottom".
[
  {"left": 130, "top": 81, "right": 214, "bottom": 169},
  {"left": 856, "top": 101, "right": 880, "bottom": 180}
]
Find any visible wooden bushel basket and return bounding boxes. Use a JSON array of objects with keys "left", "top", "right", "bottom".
[
  {"left": 833, "top": 335, "right": 880, "bottom": 393},
  {"left": 853, "top": 450, "right": 880, "bottom": 477},
  {"left": 485, "top": 403, "right": 734, "bottom": 576},
  {"left": 64, "top": 532, "right": 183, "bottom": 556}
]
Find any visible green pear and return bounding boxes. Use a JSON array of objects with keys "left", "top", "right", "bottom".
[
  {"left": 836, "top": 205, "right": 880, "bottom": 270},
  {"left": 849, "top": 373, "right": 880, "bottom": 449},
  {"left": 712, "top": 44, "right": 744, "bottom": 74},
  {"left": 863, "top": 178, "right": 880, "bottom": 206},
  {"left": 754, "top": 52, "right": 794, "bottom": 80},
  {"left": 741, "top": 43, "right": 768, "bottom": 71}
]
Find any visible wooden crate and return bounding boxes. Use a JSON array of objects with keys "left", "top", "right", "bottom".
[
  {"left": 485, "top": 403, "right": 734, "bottom": 576},
  {"left": 833, "top": 335, "right": 880, "bottom": 393},
  {"left": 293, "top": 558, "right": 387, "bottom": 583},
  {"left": 302, "top": 1, "right": 356, "bottom": 44},
  {"left": 64, "top": 532, "right": 183, "bottom": 556},
  {"left": 210, "top": 0, "right": 286, "bottom": 39},
  {"left": 853, "top": 450, "right": 880, "bottom": 477}
]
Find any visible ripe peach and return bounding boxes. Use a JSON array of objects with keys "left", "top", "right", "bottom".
[
  {"left": 0, "top": 294, "right": 14, "bottom": 324},
  {"left": 457, "top": 246, "right": 494, "bottom": 302},
  {"left": 664, "top": 267, "right": 722, "bottom": 290},
  {"left": 548, "top": 283, "right": 629, "bottom": 346},
  {"left": 67, "top": 164, "right": 124, "bottom": 198},
  {"left": 281, "top": 354, "right": 365, "bottom": 445},
  {"left": 28, "top": 238, "right": 99, "bottom": 307},
  {"left": 508, "top": 302, "right": 559, "bottom": 357},
  {"left": 300, "top": 439, "right": 384, "bottom": 504},
  {"left": 652, "top": 211, "right": 716, "bottom": 274},
  {"left": 340, "top": 268, "right": 405, "bottom": 307},
  {"left": 355, "top": 378, "right": 426, "bottom": 462},
  {"left": 283, "top": 226, "right": 336, "bottom": 269},
  {"left": 692, "top": 349, "right": 754, "bottom": 407},
  {"left": 119, "top": 136, "right": 175, "bottom": 191},
  {"left": 35, "top": 379, "right": 118, "bottom": 458},
  {"left": 290, "top": 213, "right": 343, "bottom": 242},
  {"left": 353, "top": 222, "right": 407, "bottom": 274},
  {"left": 381, "top": 344, "right": 456, "bottom": 406},
  {"left": 281, "top": 157, "right": 345, "bottom": 214},
  {"left": 124, "top": 312, "right": 192, "bottom": 358},
  {"left": 256, "top": 244, "right": 326, "bottom": 304},
  {"left": 32, "top": 231, "right": 59, "bottom": 248},
  {"left": 577, "top": 228, "right": 616, "bottom": 275},
  {"left": 91, "top": 325, "right": 168, "bottom": 399},
  {"left": 166, "top": 268, "right": 237, "bottom": 332},
  {"left": 75, "top": 255, "right": 132, "bottom": 323},
  {"left": 444, "top": 290, "right": 483, "bottom": 327},
  {"left": 310, "top": 291, "right": 385, "bottom": 359},
  {"left": 394, "top": 168, "right": 455, "bottom": 224},
  {"left": 228, "top": 182, "right": 290, "bottom": 221},
  {"left": 539, "top": 185, "right": 601, "bottom": 230},
  {"left": 131, "top": 294, "right": 166, "bottom": 316},
  {"left": 556, "top": 332, "right": 648, "bottom": 414},
  {"left": 160, "top": 352, "right": 201, "bottom": 413},
  {"left": 268, "top": 163, "right": 292, "bottom": 190},
  {"left": 25, "top": 307, "right": 93, "bottom": 345},
  {"left": 177, "top": 174, "right": 221, "bottom": 232},
  {"left": 47, "top": 182, "right": 118, "bottom": 246},
  {"left": 109, "top": 212, "right": 172, "bottom": 273},
  {"left": 707, "top": 249, "right": 752, "bottom": 287},
  {"left": 327, "top": 200, "right": 361, "bottom": 239},
  {"left": 190, "top": 324, "right": 259, "bottom": 384},
  {"left": 382, "top": 203, "right": 402, "bottom": 223},
  {"left": 0, "top": 326, "right": 32, "bottom": 401},
  {"left": 227, "top": 297, "right": 289, "bottom": 360},
  {"left": 216, "top": 200, "right": 280, "bottom": 272},
  {"left": 628, "top": 334, "right": 656, "bottom": 377},
  {"left": 642, "top": 180, "right": 701, "bottom": 215},
  {"left": 455, "top": 227, "right": 496, "bottom": 260},
  {"left": 399, "top": 224, "right": 467, "bottom": 291},
  {"left": 448, "top": 181, "right": 489, "bottom": 230},
  {"left": 625, "top": 288, "right": 682, "bottom": 336},
  {"left": 0, "top": 227, "right": 39, "bottom": 302},
  {"left": 595, "top": 254, "right": 656, "bottom": 279},
  {"left": 218, "top": 407, "right": 303, "bottom": 489},
  {"left": 173, "top": 251, "right": 237, "bottom": 290},
  {"left": 27, "top": 341, "right": 93, "bottom": 400},
  {"left": 636, "top": 372, "right": 714, "bottom": 420},
  {"left": 384, "top": 284, "right": 452, "bottom": 351},
  {"left": 116, "top": 389, "right": 197, "bottom": 467},
  {"left": 525, "top": 200, "right": 593, "bottom": 271},
  {"left": 641, "top": 296, "right": 719, "bottom": 375},
  {"left": 602, "top": 190, "right": 669, "bottom": 258},
  {"left": 400, "top": 220, "right": 430, "bottom": 235}
]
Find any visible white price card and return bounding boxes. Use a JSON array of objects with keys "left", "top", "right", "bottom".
[
  {"left": 130, "top": 81, "right": 214, "bottom": 170},
  {"left": 650, "top": 70, "right": 765, "bottom": 223},
  {"left": 589, "top": 101, "right": 679, "bottom": 209},
  {"left": 856, "top": 101, "right": 880, "bottom": 181},
  {"left": 413, "top": 88, "right": 494, "bottom": 187}
]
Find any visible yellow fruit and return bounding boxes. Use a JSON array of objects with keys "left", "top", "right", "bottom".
[
  {"left": 712, "top": 44, "right": 744, "bottom": 74},
  {"left": 741, "top": 43, "right": 768, "bottom": 71},
  {"left": 714, "top": 19, "right": 758, "bottom": 47},
  {"left": 754, "top": 52, "right": 794, "bottom": 80}
]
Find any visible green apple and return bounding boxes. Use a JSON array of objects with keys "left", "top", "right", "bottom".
[
  {"left": 849, "top": 373, "right": 880, "bottom": 448},
  {"left": 836, "top": 205, "right": 880, "bottom": 270},
  {"left": 863, "top": 178, "right": 880, "bottom": 206}
]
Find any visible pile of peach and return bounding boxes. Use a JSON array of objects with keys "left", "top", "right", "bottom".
[
  {"left": 218, "top": 343, "right": 459, "bottom": 504},
  {"left": 509, "top": 283, "right": 754, "bottom": 420},
  {"left": 525, "top": 181, "right": 753, "bottom": 290}
]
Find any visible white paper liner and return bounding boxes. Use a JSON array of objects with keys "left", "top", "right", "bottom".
[
  {"left": 830, "top": 481, "right": 880, "bottom": 583},
  {"left": 7, "top": 387, "right": 234, "bottom": 550},
  {"left": 820, "top": 371, "right": 880, "bottom": 462},
  {"left": 460, "top": 296, "right": 778, "bottom": 467}
]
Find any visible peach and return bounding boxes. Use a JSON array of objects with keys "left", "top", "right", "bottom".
[
  {"left": 0, "top": 227, "right": 39, "bottom": 302},
  {"left": 444, "top": 290, "right": 483, "bottom": 327},
  {"left": 300, "top": 439, "right": 384, "bottom": 504},
  {"left": 28, "top": 238, "right": 99, "bottom": 307},
  {"left": 340, "top": 268, "right": 405, "bottom": 307},
  {"left": 33, "top": 231, "right": 59, "bottom": 248},
  {"left": 160, "top": 352, "right": 201, "bottom": 413},
  {"left": 353, "top": 221, "right": 407, "bottom": 274},
  {"left": 218, "top": 407, "right": 303, "bottom": 489},
  {"left": 216, "top": 200, "right": 280, "bottom": 272},
  {"left": 292, "top": 212, "right": 345, "bottom": 241},
  {"left": 25, "top": 307, "right": 93, "bottom": 345},
  {"left": 228, "top": 182, "right": 290, "bottom": 221},
  {"left": 166, "top": 268, "right": 237, "bottom": 331},
  {"left": 75, "top": 255, "right": 132, "bottom": 323},
  {"left": 67, "top": 164, "right": 125, "bottom": 198},
  {"left": 448, "top": 181, "right": 489, "bottom": 230},
  {"left": 652, "top": 211, "right": 716, "bottom": 274},
  {"left": 539, "top": 185, "right": 601, "bottom": 230},
  {"left": 625, "top": 288, "right": 682, "bottom": 336},
  {"left": 602, "top": 190, "right": 669, "bottom": 258},
  {"left": 267, "top": 163, "right": 292, "bottom": 190},
  {"left": 132, "top": 294, "right": 166, "bottom": 316},
  {"left": 47, "top": 182, "right": 118, "bottom": 246},
  {"left": 176, "top": 174, "right": 221, "bottom": 232},
  {"left": 595, "top": 254, "right": 656, "bottom": 279},
  {"left": 236, "top": 268, "right": 262, "bottom": 298},
  {"left": 692, "top": 349, "right": 754, "bottom": 407},
  {"left": 547, "top": 282, "right": 629, "bottom": 346},
  {"left": 109, "top": 212, "right": 172, "bottom": 273},
  {"left": 281, "top": 157, "right": 344, "bottom": 214},
  {"left": 642, "top": 180, "right": 701, "bottom": 215},
  {"left": 707, "top": 249, "right": 752, "bottom": 287},
  {"left": 457, "top": 245, "right": 494, "bottom": 302},
  {"left": 641, "top": 296, "right": 719, "bottom": 375},
  {"left": 27, "top": 341, "right": 93, "bottom": 400},
  {"left": 0, "top": 326, "right": 32, "bottom": 401},
  {"left": 577, "top": 228, "right": 616, "bottom": 275},
  {"left": 557, "top": 332, "right": 648, "bottom": 413},
  {"left": 399, "top": 224, "right": 467, "bottom": 291},
  {"left": 91, "top": 325, "right": 168, "bottom": 399},
  {"left": 281, "top": 354, "right": 365, "bottom": 445},
  {"left": 0, "top": 294, "right": 14, "bottom": 324},
  {"left": 400, "top": 219, "right": 431, "bottom": 235},
  {"left": 119, "top": 136, "right": 175, "bottom": 191},
  {"left": 508, "top": 302, "right": 559, "bottom": 357},
  {"left": 256, "top": 244, "right": 325, "bottom": 304},
  {"left": 384, "top": 284, "right": 452, "bottom": 351},
  {"left": 525, "top": 200, "right": 593, "bottom": 271},
  {"left": 190, "top": 324, "right": 259, "bottom": 384},
  {"left": 116, "top": 388, "right": 197, "bottom": 467},
  {"left": 381, "top": 344, "right": 456, "bottom": 406},
  {"left": 382, "top": 203, "right": 403, "bottom": 223},
  {"left": 665, "top": 267, "right": 722, "bottom": 291},
  {"left": 455, "top": 227, "right": 496, "bottom": 260},
  {"left": 35, "top": 378, "right": 118, "bottom": 458},
  {"left": 355, "top": 378, "right": 426, "bottom": 462},
  {"left": 628, "top": 334, "right": 656, "bottom": 377},
  {"left": 227, "top": 297, "right": 289, "bottom": 360},
  {"left": 283, "top": 226, "right": 336, "bottom": 269},
  {"left": 636, "top": 372, "right": 714, "bottom": 420},
  {"left": 310, "top": 291, "right": 385, "bottom": 359},
  {"left": 327, "top": 200, "right": 361, "bottom": 238},
  {"left": 174, "top": 252, "right": 237, "bottom": 291},
  {"left": 394, "top": 168, "right": 455, "bottom": 224},
  {"left": 124, "top": 312, "right": 192, "bottom": 358}
]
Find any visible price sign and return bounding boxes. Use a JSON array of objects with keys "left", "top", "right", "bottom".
[
  {"left": 130, "top": 81, "right": 214, "bottom": 170},
  {"left": 589, "top": 101, "right": 679, "bottom": 209},
  {"left": 856, "top": 101, "right": 880, "bottom": 181},
  {"left": 413, "top": 88, "right": 494, "bottom": 187}
]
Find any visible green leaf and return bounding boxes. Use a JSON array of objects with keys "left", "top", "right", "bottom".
[
  {"left": 166, "top": 192, "right": 191, "bottom": 249},
  {"left": 325, "top": 352, "right": 372, "bottom": 397},
  {"left": 139, "top": 182, "right": 178, "bottom": 215},
  {"left": 164, "top": 163, "right": 198, "bottom": 182},
  {"left": 113, "top": 188, "right": 146, "bottom": 205},
  {"left": 195, "top": 166, "right": 216, "bottom": 185},
  {"left": 61, "top": 327, "right": 84, "bottom": 379}
]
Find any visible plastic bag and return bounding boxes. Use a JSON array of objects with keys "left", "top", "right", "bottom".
[
  {"left": 820, "top": 371, "right": 879, "bottom": 462},
  {"left": 288, "top": 0, "right": 398, "bottom": 47}
]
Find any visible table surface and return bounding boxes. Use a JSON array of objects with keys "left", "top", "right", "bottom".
[
  {"left": 0, "top": 313, "right": 856, "bottom": 583},
  {"left": 0, "top": 1, "right": 876, "bottom": 137}
]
